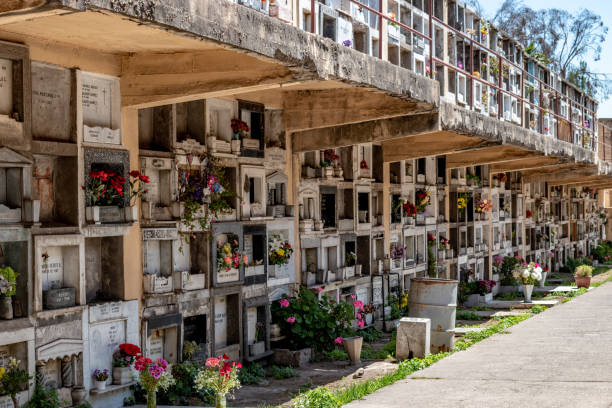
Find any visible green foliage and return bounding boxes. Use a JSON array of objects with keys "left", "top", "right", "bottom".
[
  {"left": 322, "top": 348, "right": 348, "bottom": 361},
  {"left": 561, "top": 257, "right": 592, "bottom": 273},
  {"left": 357, "top": 326, "right": 383, "bottom": 343},
  {"left": 471, "top": 306, "right": 492, "bottom": 311},
  {"left": 500, "top": 256, "right": 521, "bottom": 285},
  {"left": 238, "top": 363, "right": 266, "bottom": 385},
  {"left": 291, "top": 387, "right": 340, "bottom": 408},
  {"left": 269, "top": 365, "right": 299, "bottom": 380},
  {"left": 530, "top": 305, "right": 548, "bottom": 314},
  {"left": 0, "top": 266, "right": 17, "bottom": 296},
  {"left": 456, "top": 310, "right": 484, "bottom": 321},
  {"left": 495, "top": 292, "right": 521, "bottom": 300},
  {"left": 133, "top": 362, "right": 213, "bottom": 406},
  {"left": 525, "top": 41, "right": 551, "bottom": 65},
  {"left": 74, "top": 403, "right": 92, "bottom": 408},
  {"left": 25, "top": 376, "right": 60, "bottom": 408},
  {"left": 0, "top": 359, "right": 30, "bottom": 401},
  {"left": 575, "top": 265, "right": 594, "bottom": 277},
  {"left": 271, "top": 287, "right": 355, "bottom": 351}
]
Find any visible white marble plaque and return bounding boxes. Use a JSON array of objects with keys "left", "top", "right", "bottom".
[
  {"left": 82, "top": 75, "right": 112, "bottom": 129},
  {"left": 247, "top": 306, "right": 257, "bottom": 344},
  {"left": 89, "top": 320, "right": 126, "bottom": 376},
  {"left": 41, "top": 246, "right": 63, "bottom": 291},
  {"left": 243, "top": 235, "right": 253, "bottom": 260},
  {"left": 338, "top": 16, "right": 353, "bottom": 45},
  {"left": 148, "top": 331, "right": 164, "bottom": 362},
  {"left": 89, "top": 301, "right": 123, "bottom": 323},
  {"left": 0, "top": 346, "right": 9, "bottom": 368},
  {"left": 373, "top": 281, "right": 383, "bottom": 305},
  {"left": 264, "top": 147, "right": 287, "bottom": 171},
  {"left": 32, "top": 63, "right": 71, "bottom": 140},
  {"left": 356, "top": 287, "right": 369, "bottom": 304},
  {"left": 217, "top": 267, "right": 240, "bottom": 283},
  {"left": 0, "top": 59, "right": 13, "bottom": 116},
  {"left": 214, "top": 296, "right": 227, "bottom": 349}
]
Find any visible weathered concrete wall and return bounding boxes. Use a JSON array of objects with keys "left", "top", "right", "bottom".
[
  {"left": 439, "top": 102, "right": 610, "bottom": 173},
  {"left": 55, "top": 0, "right": 438, "bottom": 108}
]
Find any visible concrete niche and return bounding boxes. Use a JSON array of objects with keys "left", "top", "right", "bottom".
[{"left": 80, "top": 71, "right": 121, "bottom": 145}]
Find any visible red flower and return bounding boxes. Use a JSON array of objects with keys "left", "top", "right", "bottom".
[
  {"left": 119, "top": 343, "right": 141, "bottom": 356},
  {"left": 129, "top": 170, "right": 142, "bottom": 178},
  {"left": 223, "top": 354, "right": 230, "bottom": 360}
]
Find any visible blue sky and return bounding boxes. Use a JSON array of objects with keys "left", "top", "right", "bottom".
[{"left": 480, "top": 1, "right": 612, "bottom": 118}]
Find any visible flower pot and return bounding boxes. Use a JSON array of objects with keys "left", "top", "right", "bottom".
[
  {"left": 539, "top": 271, "right": 548, "bottom": 287},
  {"left": 365, "top": 313, "right": 373, "bottom": 325},
  {"left": 358, "top": 210, "right": 368, "bottom": 223},
  {"left": 0, "top": 296, "right": 13, "bottom": 320},
  {"left": 94, "top": 380, "right": 107, "bottom": 391},
  {"left": 334, "top": 167, "right": 343, "bottom": 178},
  {"left": 215, "top": 393, "right": 227, "bottom": 408},
  {"left": 269, "top": 2, "right": 279, "bottom": 16},
  {"left": 249, "top": 341, "right": 266, "bottom": 356},
  {"left": 71, "top": 387, "right": 87, "bottom": 405},
  {"left": 270, "top": 323, "right": 281, "bottom": 338},
  {"left": 355, "top": 264, "right": 362, "bottom": 276},
  {"left": 523, "top": 284, "right": 534, "bottom": 303},
  {"left": 124, "top": 206, "right": 138, "bottom": 222},
  {"left": 323, "top": 166, "right": 334, "bottom": 178},
  {"left": 86, "top": 206, "right": 101, "bottom": 224},
  {"left": 112, "top": 366, "right": 132, "bottom": 385},
  {"left": 342, "top": 336, "right": 363, "bottom": 365},
  {"left": 231, "top": 139, "right": 241, "bottom": 154},
  {"left": 575, "top": 275, "right": 591, "bottom": 289}
]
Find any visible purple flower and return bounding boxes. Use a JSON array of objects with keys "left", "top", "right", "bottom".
[
  {"left": 343, "top": 40, "right": 352, "bottom": 47},
  {"left": 148, "top": 364, "right": 163, "bottom": 379}
]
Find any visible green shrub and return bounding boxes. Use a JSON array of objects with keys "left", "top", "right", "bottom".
[
  {"left": 291, "top": 387, "right": 340, "bottom": 408},
  {"left": 269, "top": 365, "right": 299, "bottom": 380},
  {"left": 322, "top": 348, "right": 348, "bottom": 361},
  {"left": 271, "top": 287, "right": 355, "bottom": 351},
  {"left": 500, "top": 256, "right": 522, "bottom": 285},
  {"left": 575, "top": 265, "right": 593, "bottom": 277},
  {"left": 456, "top": 310, "right": 484, "bottom": 321},
  {"left": 529, "top": 305, "right": 547, "bottom": 314},
  {"left": 357, "top": 326, "right": 383, "bottom": 343},
  {"left": 25, "top": 376, "right": 60, "bottom": 408},
  {"left": 238, "top": 363, "right": 266, "bottom": 385}
]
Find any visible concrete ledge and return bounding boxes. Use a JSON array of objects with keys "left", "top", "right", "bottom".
[{"left": 58, "top": 0, "right": 439, "bottom": 107}]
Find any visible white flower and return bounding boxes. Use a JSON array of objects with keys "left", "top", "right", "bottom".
[
  {"left": 535, "top": 266, "right": 542, "bottom": 274},
  {"left": 522, "top": 270, "right": 530, "bottom": 278}
]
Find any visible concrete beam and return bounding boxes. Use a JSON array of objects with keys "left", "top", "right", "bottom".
[
  {"left": 382, "top": 131, "right": 494, "bottom": 162},
  {"left": 445, "top": 145, "right": 539, "bottom": 169},
  {"left": 559, "top": 177, "right": 612, "bottom": 188},
  {"left": 292, "top": 112, "right": 439, "bottom": 152},
  {"left": 490, "top": 156, "right": 566, "bottom": 173},
  {"left": 283, "top": 89, "right": 434, "bottom": 132},
  {"left": 549, "top": 175, "right": 610, "bottom": 186},
  {"left": 522, "top": 164, "right": 597, "bottom": 183}
]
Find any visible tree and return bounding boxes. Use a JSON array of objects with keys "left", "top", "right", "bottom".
[{"left": 488, "top": 0, "right": 610, "bottom": 100}]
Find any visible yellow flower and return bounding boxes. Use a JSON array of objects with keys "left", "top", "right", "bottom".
[
  {"left": 278, "top": 248, "right": 285, "bottom": 256},
  {"left": 0, "top": 367, "right": 4, "bottom": 380},
  {"left": 457, "top": 198, "right": 467, "bottom": 209}
]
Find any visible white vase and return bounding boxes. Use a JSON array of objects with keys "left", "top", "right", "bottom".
[
  {"left": 523, "top": 284, "right": 534, "bottom": 303},
  {"left": 94, "top": 380, "right": 107, "bottom": 391},
  {"left": 86, "top": 206, "right": 101, "bottom": 224},
  {"left": 539, "top": 272, "right": 547, "bottom": 287},
  {"left": 231, "top": 139, "right": 241, "bottom": 154}
]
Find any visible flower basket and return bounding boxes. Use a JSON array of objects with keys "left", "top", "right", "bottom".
[
  {"left": 113, "top": 366, "right": 133, "bottom": 385},
  {"left": 575, "top": 275, "right": 591, "bottom": 289}
]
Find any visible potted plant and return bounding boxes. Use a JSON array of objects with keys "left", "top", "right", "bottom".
[
  {"left": 268, "top": 235, "right": 293, "bottom": 277},
  {"left": 230, "top": 118, "right": 249, "bottom": 154},
  {"left": 195, "top": 355, "right": 242, "bottom": 408},
  {"left": 83, "top": 169, "right": 126, "bottom": 224},
  {"left": 574, "top": 265, "right": 593, "bottom": 288},
  {"left": 92, "top": 369, "right": 110, "bottom": 391},
  {"left": 0, "top": 358, "right": 30, "bottom": 408},
  {"left": 0, "top": 266, "right": 17, "bottom": 320},
  {"left": 321, "top": 149, "right": 339, "bottom": 178},
  {"left": 249, "top": 321, "right": 265, "bottom": 356},
  {"left": 217, "top": 239, "right": 248, "bottom": 277},
  {"left": 363, "top": 303, "right": 375, "bottom": 325},
  {"left": 134, "top": 356, "right": 175, "bottom": 408},
  {"left": 112, "top": 343, "right": 141, "bottom": 385},
  {"left": 126, "top": 170, "right": 150, "bottom": 222},
  {"left": 512, "top": 262, "right": 542, "bottom": 303}
]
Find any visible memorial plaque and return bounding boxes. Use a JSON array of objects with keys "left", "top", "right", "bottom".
[
  {"left": 373, "top": 281, "right": 383, "bottom": 305},
  {"left": 82, "top": 75, "right": 112, "bottom": 129},
  {"left": 217, "top": 267, "right": 240, "bottom": 284},
  {"left": 356, "top": 287, "right": 369, "bottom": 304},
  {"left": 337, "top": 16, "right": 353, "bottom": 45},
  {"left": 32, "top": 63, "right": 71, "bottom": 141},
  {"left": 41, "top": 359, "right": 60, "bottom": 389},
  {"left": 41, "top": 247, "right": 63, "bottom": 291},
  {"left": 264, "top": 147, "right": 286, "bottom": 170},
  {"left": 247, "top": 307, "right": 257, "bottom": 344},
  {"left": 214, "top": 296, "right": 227, "bottom": 348},
  {"left": 243, "top": 235, "right": 253, "bottom": 260},
  {"left": 0, "top": 58, "right": 12, "bottom": 116},
  {"left": 148, "top": 331, "right": 164, "bottom": 362},
  {"left": 89, "top": 301, "right": 123, "bottom": 323},
  {"left": 0, "top": 346, "right": 9, "bottom": 368},
  {"left": 90, "top": 320, "right": 126, "bottom": 377}
]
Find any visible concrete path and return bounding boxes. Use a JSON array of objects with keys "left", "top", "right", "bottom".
[{"left": 345, "top": 282, "right": 612, "bottom": 408}]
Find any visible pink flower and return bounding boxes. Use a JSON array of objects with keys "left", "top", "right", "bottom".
[
  {"left": 243, "top": 256, "right": 249, "bottom": 264},
  {"left": 535, "top": 263, "right": 540, "bottom": 268},
  {"left": 279, "top": 298, "right": 290, "bottom": 308},
  {"left": 156, "top": 358, "right": 168, "bottom": 369},
  {"left": 350, "top": 294, "right": 356, "bottom": 300},
  {"left": 148, "top": 364, "right": 163, "bottom": 379},
  {"left": 315, "top": 286, "right": 323, "bottom": 292},
  {"left": 287, "top": 316, "right": 296, "bottom": 324},
  {"left": 205, "top": 357, "right": 220, "bottom": 368},
  {"left": 357, "top": 319, "right": 365, "bottom": 328},
  {"left": 356, "top": 313, "right": 362, "bottom": 319},
  {"left": 334, "top": 337, "right": 343, "bottom": 345},
  {"left": 353, "top": 300, "right": 364, "bottom": 311}
]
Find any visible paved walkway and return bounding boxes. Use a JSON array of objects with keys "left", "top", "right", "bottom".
[{"left": 346, "top": 282, "right": 612, "bottom": 408}]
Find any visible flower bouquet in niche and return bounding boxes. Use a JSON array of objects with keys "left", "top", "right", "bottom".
[
  {"left": 195, "top": 355, "right": 242, "bottom": 408},
  {"left": 112, "top": 343, "right": 141, "bottom": 384},
  {"left": 134, "top": 356, "right": 175, "bottom": 408},
  {"left": 217, "top": 239, "right": 248, "bottom": 273},
  {"left": 512, "top": 262, "right": 542, "bottom": 303}
]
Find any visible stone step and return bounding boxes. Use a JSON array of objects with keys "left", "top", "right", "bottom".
[
  {"left": 491, "top": 310, "right": 529, "bottom": 317},
  {"left": 487, "top": 299, "right": 559, "bottom": 309},
  {"left": 534, "top": 285, "right": 579, "bottom": 293},
  {"left": 454, "top": 327, "right": 484, "bottom": 337}
]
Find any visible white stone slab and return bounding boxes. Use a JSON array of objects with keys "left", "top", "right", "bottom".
[
  {"left": 0, "top": 58, "right": 13, "bottom": 116},
  {"left": 214, "top": 296, "right": 227, "bottom": 348}
]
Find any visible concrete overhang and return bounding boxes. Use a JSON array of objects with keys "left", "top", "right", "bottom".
[{"left": 0, "top": 0, "right": 438, "bottom": 124}]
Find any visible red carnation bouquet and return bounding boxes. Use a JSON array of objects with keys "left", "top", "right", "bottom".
[
  {"left": 195, "top": 354, "right": 242, "bottom": 405},
  {"left": 128, "top": 170, "right": 150, "bottom": 205},
  {"left": 113, "top": 343, "right": 141, "bottom": 367},
  {"left": 402, "top": 200, "right": 417, "bottom": 217}
]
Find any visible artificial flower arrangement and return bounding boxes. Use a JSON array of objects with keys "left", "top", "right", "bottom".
[
  {"left": 268, "top": 235, "right": 293, "bottom": 266},
  {"left": 83, "top": 169, "right": 126, "bottom": 206},
  {"left": 457, "top": 193, "right": 468, "bottom": 217},
  {"left": 127, "top": 170, "right": 151, "bottom": 206},
  {"left": 512, "top": 262, "right": 542, "bottom": 285},
  {"left": 495, "top": 173, "right": 508, "bottom": 183},
  {"left": 359, "top": 159, "right": 369, "bottom": 170},
  {"left": 217, "top": 238, "right": 248, "bottom": 272},
  {"left": 0, "top": 266, "right": 17, "bottom": 297},
  {"left": 113, "top": 343, "right": 141, "bottom": 367},
  {"left": 0, "top": 358, "right": 30, "bottom": 408},
  {"left": 438, "top": 237, "right": 449, "bottom": 250},
  {"left": 415, "top": 189, "right": 430, "bottom": 214},
  {"left": 390, "top": 245, "right": 405, "bottom": 260},
  {"left": 427, "top": 234, "right": 437, "bottom": 246},
  {"left": 345, "top": 251, "right": 357, "bottom": 266},
  {"left": 195, "top": 354, "right": 242, "bottom": 408},
  {"left": 321, "top": 149, "right": 340, "bottom": 167},
  {"left": 476, "top": 280, "right": 496, "bottom": 294},
  {"left": 230, "top": 118, "right": 249, "bottom": 139},
  {"left": 475, "top": 198, "right": 493, "bottom": 213},
  {"left": 402, "top": 200, "right": 417, "bottom": 217},
  {"left": 177, "top": 153, "right": 236, "bottom": 243},
  {"left": 135, "top": 356, "right": 175, "bottom": 408},
  {"left": 526, "top": 209, "right": 533, "bottom": 218}
]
